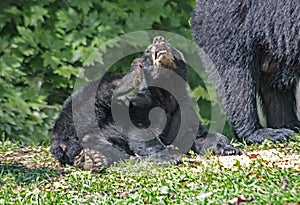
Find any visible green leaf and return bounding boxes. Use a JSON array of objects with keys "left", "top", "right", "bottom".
[
  {"left": 16, "top": 26, "right": 39, "bottom": 47},
  {"left": 56, "top": 8, "right": 81, "bottom": 31},
  {"left": 68, "top": 0, "right": 93, "bottom": 13},
  {"left": 54, "top": 65, "right": 79, "bottom": 79},
  {"left": 1, "top": 54, "right": 23, "bottom": 69},
  {"left": 24, "top": 6, "right": 48, "bottom": 26},
  {"left": 39, "top": 31, "right": 65, "bottom": 50},
  {"left": 5, "top": 6, "right": 22, "bottom": 16},
  {"left": 42, "top": 51, "right": 61, "bottom": 68},
  {"left": 84, "top": 49, "right": 104, "bottom": 66},
  {"left": 192, "top": 86, "right": 210, "bottom": 101}
]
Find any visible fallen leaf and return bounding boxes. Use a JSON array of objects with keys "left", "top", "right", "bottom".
[
  {"left": 227, "top": 195, "right": 255, "bottom": 205},
  {"left": 247, "top": 153, "right": 260, "bottom": 159}
]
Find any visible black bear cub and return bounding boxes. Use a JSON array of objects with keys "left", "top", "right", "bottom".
[{"left": 51, "top": 36, "right": 240, "bottom": 171}]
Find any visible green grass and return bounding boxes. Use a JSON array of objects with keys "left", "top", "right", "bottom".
[{"left": 0, "top": 136, "right": 299, "bottom": 205}]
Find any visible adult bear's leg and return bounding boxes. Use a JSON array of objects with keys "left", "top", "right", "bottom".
[
  {"left": 215, "top": 59, "right": 294, "bottom": 145},
  {"left": 259, "top": 73, "right": 300, "bottom": 130}
]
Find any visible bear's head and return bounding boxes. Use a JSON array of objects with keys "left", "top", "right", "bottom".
[{"left": 142, "top": 36, "right": 187, "bottom": 81}]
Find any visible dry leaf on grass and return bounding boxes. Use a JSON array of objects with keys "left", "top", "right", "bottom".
[{"left": 226, "top": 195, "right": 254, "bottom": 205}]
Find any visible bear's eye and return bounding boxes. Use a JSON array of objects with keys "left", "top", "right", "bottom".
[{"left": 145, "top": 50, "right": 151, "bottom": 55}]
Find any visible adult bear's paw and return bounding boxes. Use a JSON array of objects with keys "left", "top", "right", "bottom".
[{"left": 245, "top": 128, "right": 294, "bottom": 145}]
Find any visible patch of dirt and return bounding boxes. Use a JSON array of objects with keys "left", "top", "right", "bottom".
[
  {"left": 186, "top": 147, "right": 300, "bottom": 172},
  {"left": 0, "top": 145, "right": 299, "bottom": 171},
  {"left": 218, "top": 149, "right": 300, "bottom": 171},
  {"left": 0, "top": 146, "right": 59, "bottom": 169}
]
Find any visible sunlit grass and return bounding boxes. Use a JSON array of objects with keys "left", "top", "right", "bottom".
[{"left": 0, "top": 135, "right": 299, "bottom": 204}]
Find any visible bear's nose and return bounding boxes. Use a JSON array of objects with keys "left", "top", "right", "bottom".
[{"left": 153, "top": 36, "right": 165, "bottom": 45}]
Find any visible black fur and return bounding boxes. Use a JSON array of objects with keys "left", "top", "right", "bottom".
[
  {"left": 192, "top": 0, "right": 300, "bottom": 145},
  {"left": 50, "top": 61, "right": 141, "bottom": 166},
  {"left": 51, "top": 36, "right": 241, "bottom": 170}
]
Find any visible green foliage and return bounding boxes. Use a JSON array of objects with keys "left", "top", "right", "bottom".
[
  {"left": 0, "top": 0, "right": 198, "bottom": 144},
  {"left": 1, "top": 139, "right": 300, "bottom": 204}
]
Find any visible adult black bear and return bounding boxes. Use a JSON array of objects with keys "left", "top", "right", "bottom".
[
  {"left": 51, "top": 36, "right": 241, "bottom": 171},
  {"left": 192, "top": 1, "right": 300, "bottom": 145}
]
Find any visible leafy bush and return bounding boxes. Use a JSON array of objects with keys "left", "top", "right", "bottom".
[{"left": 0, "top": 0, "right": 202, "bottom": 144}]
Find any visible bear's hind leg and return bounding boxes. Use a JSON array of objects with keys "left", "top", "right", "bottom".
[
  {"left": 214, "top": 60, "right": 293, "bottom": 145},
  {"left": 259, "top": 72, "right": 300, "bottom": 131},
  {"left": 74, "top": 131, "right": 132, "bottom": 171}
]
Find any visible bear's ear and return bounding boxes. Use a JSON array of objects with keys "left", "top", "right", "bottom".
[
  {"left": 113, "top": 58, "right": 145, "bottom": 99},
  {"left": 171, "top": 47, "right": 186, "bottom": 63}
]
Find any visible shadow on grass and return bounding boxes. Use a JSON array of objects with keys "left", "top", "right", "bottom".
[{"left": 0, "top": 162, "right": 59, "bottom": 185}]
